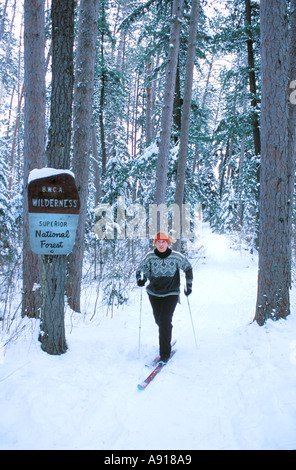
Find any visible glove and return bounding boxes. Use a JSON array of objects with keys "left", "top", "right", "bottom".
[
  {"left": 184, "top": 286, "right": 192, "bottom": 296},
  {"left": 137, "top": 279, "right": 146, "bottom": 287}
]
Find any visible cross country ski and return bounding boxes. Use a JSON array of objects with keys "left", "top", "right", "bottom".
[
  {"left": 137, "top": 349, "right": 176, "bottom": 390},
  {"left": 146, "top": 339, "right": 177, "bottom": 368}
]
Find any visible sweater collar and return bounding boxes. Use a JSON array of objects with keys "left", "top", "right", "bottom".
[{"left": 154, "top": 248, "right": 172, "bottom": 259}]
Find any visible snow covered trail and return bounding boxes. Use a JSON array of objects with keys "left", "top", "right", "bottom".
[{"left": 1, "top": 225, "right": 296, "bottom": 450}]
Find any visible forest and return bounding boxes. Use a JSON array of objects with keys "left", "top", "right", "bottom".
[{"left": 0, "top": 0, "right": 295, "bottom": 354}]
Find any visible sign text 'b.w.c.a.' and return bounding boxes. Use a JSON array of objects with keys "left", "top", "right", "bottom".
[{"left": 28, "top": 169, "right": 80, "bottom": 255}]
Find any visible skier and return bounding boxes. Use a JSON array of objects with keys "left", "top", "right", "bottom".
[{"left": 136, "top": 232, "right": 193, "bottom": 363}]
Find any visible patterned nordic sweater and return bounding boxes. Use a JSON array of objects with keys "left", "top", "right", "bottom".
[{"left": 136, "top": 248, "right": 193, "bottom": 297}]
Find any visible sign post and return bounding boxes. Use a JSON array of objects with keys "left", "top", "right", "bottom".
[
  {"left": 28, "top": 168, "right": 80, "bottom": 355},
  {"left": 28, "top": 169, "right": 80, "bottom": 255}
]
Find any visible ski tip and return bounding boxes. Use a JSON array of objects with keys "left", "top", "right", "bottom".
[{"left": 137, "top": 383, "right": 146, "bottom": 391}]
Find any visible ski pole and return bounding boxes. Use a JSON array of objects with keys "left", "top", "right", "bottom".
[
  {"left": 187, "top": 296, "right": 198, "bottom": 349},
  {"left": 138, "top": 272, "right": 144, "bottom": 356}
]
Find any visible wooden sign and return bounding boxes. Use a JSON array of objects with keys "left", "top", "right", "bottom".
[{"left": 28, "top": 169, "right": 80, "bottom": 255}]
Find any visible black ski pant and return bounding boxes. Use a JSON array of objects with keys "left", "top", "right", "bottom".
[{"left": 148, "top": 294, "right": 179, "bottom": 359}]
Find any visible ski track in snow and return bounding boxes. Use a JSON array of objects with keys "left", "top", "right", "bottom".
[{"left": 1, "top": 224, "right": 296, "bottom": 450}]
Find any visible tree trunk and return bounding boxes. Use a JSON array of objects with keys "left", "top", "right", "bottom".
[
  {"left": 40, "top": 0, "right": 75, "bottom": 354},
  {"left": 66, "top": 0, "right": 99, "bottom": 313},
  {"left": 245, "top": 0, "right": 261, "bottom": 157},
  {"left": 154, "top": 0, "right": 184, "bottom": 206},
  {"left": 9, "top": 83, "right": 24, "bottom": 195},
  {"left": 22, "top": 0, "right": 46, "bottom": 318},
  {"left": 174, "top": 0, "right": 200, "bottom": 249},
  {"left": 245, "top": 0, "right": 261, "bottom": 248},
  {"left": 46, "top": 0, "right": 74, "bottom": 169},
  {"left": 0, "top": 0, "right": 16, "bottom": 111},
  {"left": 287, "top": 0, "right": 296, "bottom": 287},
  {"left": 99, "top": 69, "right": 107, "bottom": 178},
  {"left": 173, "top": 60, "right": 182, "bottom": 144},
  {"left": 145, "top": 57, "right": 153, "bottom": 145},
  {"left": 40, "top": 255, "right": 67, "bottom": 355},
  {"left": 0, "top": 0, "right": 8, "bottom": 44},
  {"left": 254, "top": 0, "right": 289, "bottom": 326},
  {"left": 237, "top": 87, "right": 248, "bottom": 228},
  {"left": 92, "top": 125, "right": 101, "bottom": 206},
  {"left": 132, "top": 71, "right": 140, "bottom": 157}
]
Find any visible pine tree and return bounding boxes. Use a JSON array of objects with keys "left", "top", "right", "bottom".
[
  {"left": 66, "top": 0, "right": 99, "bottom": 313},
  {"left": 154, "top": 0, "right": 184, "bottom": 207},
  {"left": 40, "top": 0, "right": 75, "bottom": 355},
  {"left": 254, "top": 0, "right": 290, "bottom": 326},
  {"left": 22, "top": 0, "right": 46, "bottom": 318},
  {"left": 174, "top": 0, "right": 200, "bottom": 249}
]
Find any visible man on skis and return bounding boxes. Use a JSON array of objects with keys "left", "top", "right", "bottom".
[{"left": 136, "top": 232, "right": 193, "bottom": 363}]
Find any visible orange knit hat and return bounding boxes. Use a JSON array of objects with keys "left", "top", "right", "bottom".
[{"left": 153, "top": 232, "right": 176, "bottom": 245}]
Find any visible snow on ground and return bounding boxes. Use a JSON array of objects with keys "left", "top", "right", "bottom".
[{"left": 1, "top": 224, "right": 296, "bottom": 450}]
